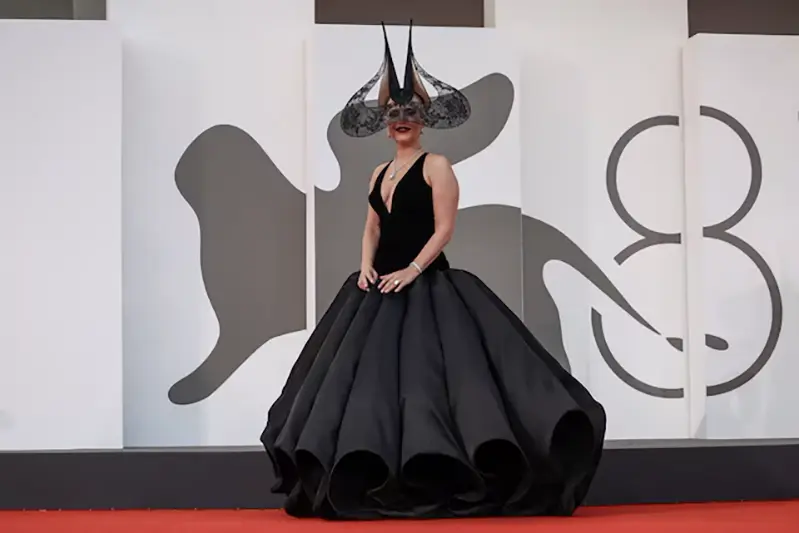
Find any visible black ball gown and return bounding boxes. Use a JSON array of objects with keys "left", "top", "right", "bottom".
[{"left": 260, "top": 154, "right": 606, "bottom": 519}]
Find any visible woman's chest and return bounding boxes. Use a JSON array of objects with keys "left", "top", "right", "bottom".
[{"left": 376, "top": 175, "right": 432, "bottom": 216}]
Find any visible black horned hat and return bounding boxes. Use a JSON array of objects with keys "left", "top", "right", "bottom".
[{"left": 339, "top": 20, "right": 471, "bottom": 137}]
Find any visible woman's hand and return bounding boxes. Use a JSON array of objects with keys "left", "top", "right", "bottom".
[
  {"left": 358, "top": 264, "right": 378, "bottom": 291},
  {"left": 378, "top": 266, "right": 420, "bottom": 293}
]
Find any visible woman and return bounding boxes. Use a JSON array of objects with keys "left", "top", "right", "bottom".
[{"left": 261, "top": 22, "right": 606, "bottom": 520}]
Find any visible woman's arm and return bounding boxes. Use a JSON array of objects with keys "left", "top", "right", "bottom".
[
  {"left": 410, "top": 154, "right": 459, "bottom": 270},
  {"left": 360, "top": 164, "right": 385, "bottom": 270}
]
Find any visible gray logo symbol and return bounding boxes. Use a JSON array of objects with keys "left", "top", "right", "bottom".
[
  {"left": 323, "top": 72, "right": 674, "bottom": 376},
  {"left": 321, "top": 73, "right": 666, "bottom": 376},
  {"left": 591, "top": 106, "right": 782, "bottom": 398},
  {"left": 168, "top": 74, "right": 520, "bottom": 406},
  {"left": 165, "top": 74, "right": 674, "bottom": 404},
  {"left": 167, "top": 125, "right": 306, "bottom": 405},
  {"left": 165, "top": 82, "right": 776, "bottom": 406}
]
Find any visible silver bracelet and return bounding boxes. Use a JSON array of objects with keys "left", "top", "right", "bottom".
[{"left": 410, "top": 261, "right": 423, "bottom": 274}]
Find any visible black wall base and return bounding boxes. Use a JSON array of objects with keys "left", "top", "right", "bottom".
[{"left": 2, "top": 443, "right": 799, "bottom": 510}]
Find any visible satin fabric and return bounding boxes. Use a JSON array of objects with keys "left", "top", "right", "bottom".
[{"left": 261, "top": 269, "right": 605, "bottom": 519}]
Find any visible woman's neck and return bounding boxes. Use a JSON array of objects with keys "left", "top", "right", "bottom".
[{"left": 395, "top": 143, "right": 423, "bottom": 161}]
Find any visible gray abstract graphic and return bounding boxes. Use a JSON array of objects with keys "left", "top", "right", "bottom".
[
  {"left": 319, "top": 73, "right": 523, "bottom": 316},
  {"left": 163, "top": 99, "right": 777, "bottom": 405},
  {"left": 591, "top": 107, "right": 782, "bottom": 398},
  {"left": 521, "top": 214, "right": 662, "bottom": 373},
  {"left": 168, "top": 125, "right": 306, "bottom": 405},
  {"left": 322, "top": 71, "right": 668, "bottom": 374}
]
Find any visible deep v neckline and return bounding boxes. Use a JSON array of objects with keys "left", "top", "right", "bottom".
[{"left": 381, "top": 154, "right": 425, "bottom": 215}]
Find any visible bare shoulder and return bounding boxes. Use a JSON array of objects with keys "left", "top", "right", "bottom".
[
  {"left": 424, "top": 153, "right": 453, "bottom": 172},
  {"left": 373, "top": 161, "right": 392, "bottom": 176},
  {"left": 423, "top": 153, "right": 456, "bottom": 186},
  {"left": 369, "top": 161, "right": 391, "bottom": 190}
]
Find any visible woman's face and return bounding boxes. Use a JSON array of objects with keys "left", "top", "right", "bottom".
[{"left": 385, "top": 98, "right": 425, "bottom": 144}]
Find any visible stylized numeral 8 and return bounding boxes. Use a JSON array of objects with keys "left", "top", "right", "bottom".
[{"left": 591, "top": 106, "right": 782, "bottom": 398}]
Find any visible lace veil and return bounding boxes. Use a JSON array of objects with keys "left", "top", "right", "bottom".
[{"left": 339, "top": 21, "right": 471, "bottom": 138}]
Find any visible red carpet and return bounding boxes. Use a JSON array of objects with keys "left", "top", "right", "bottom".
[{"left": 2, "top": 502, "right": 798, "bottom": 533}]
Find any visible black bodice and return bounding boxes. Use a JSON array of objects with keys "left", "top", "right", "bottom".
[{"left": 368, "top": 153, "right": 450, "bottom": 275}]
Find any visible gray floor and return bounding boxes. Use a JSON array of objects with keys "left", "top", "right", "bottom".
[{"left": 6, "top": 438, "right": 799, "bottom": 454}]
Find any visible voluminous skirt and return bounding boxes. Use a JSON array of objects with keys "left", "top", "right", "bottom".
[{"left": 260, "top": 269, "right": 606, "bottom": 519}]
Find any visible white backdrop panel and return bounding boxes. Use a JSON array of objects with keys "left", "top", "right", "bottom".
[
  {"left": 495, "top": 0, "right": 692, "bottom": 439},
  {"left": 109, "top": 0, "right": 310, "bottom": 447},
  {"left": 683, "top": 34, "right": 799, "bottom": 439},
  {"left": 0, "top": 21, "right": 123, "bottom": 450}
]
